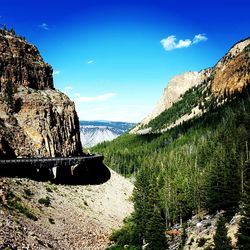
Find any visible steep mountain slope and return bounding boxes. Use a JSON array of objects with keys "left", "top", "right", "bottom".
[
  {"left": 132, "top": 37, "right": 250, "bottom": 134},
  {"left": 80, "top": 121, "right": 135, "bottom": 147},
  {"left": 0, "top": 29, "right": 82, "bottom": 158},
  {"left": 0, "top": 170, "right": 133, "bottom": 249},
  {"left": 131, "top": 71, "right": 208, "bottom": 133}
]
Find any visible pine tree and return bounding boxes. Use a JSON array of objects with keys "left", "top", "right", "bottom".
[
  {"left": 214, "top": 215, "right": 232, "bottom": 250},
  {"left": 179, "top": 223, "right": 188, "bottom": 250},
  {"left": 132, "top": 166, "right": 151, "bottom": 245},
  {"left": 146, "top": 208, "right": 167, "bottom": 250},
  {"left": 237, "top": 162, "right": 250, "bottom": 250},
  {"left": 145, "top": 181, "right": 168, "bottom": 250},
  {"left": 133, "top": 167, "right": 168, "bottom": 249}
]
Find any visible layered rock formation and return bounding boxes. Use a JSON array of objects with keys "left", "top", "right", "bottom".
[
  {"left": 0, "top": 29, "right": 82, "bottom": 158},
  {"left": 132, "top": 37, "right": 250, "bottom": 134}
]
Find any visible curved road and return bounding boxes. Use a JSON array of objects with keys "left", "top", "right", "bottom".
[{"left": 0, "top": 154, "right": 104, "bottom": 168}]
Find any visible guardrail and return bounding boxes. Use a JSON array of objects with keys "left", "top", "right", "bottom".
[{"left": 0, "top": 154, "right": 104, "bottom": 168}]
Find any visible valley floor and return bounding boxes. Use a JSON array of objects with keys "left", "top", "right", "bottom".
[{"left": 0, "top": 169, "right": 133, "bottom": 249}]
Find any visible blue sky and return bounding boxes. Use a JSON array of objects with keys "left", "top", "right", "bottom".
[{"left": 0, "top": 0, "right": 249, "bottom": 122}]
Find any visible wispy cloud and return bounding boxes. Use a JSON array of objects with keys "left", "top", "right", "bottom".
[
  {"left": 75, "top": 93, "right": 116, "bottom": 102},
  {"left": 161, "top": 34, "right": 207, "bottom": 51},
  {"left": 193, "top": 34, "right": 208, "bottom": 44},
  {"left": 39, "top": 23, "right": 49, "bottom": 30},
  {"left": 73, "top": 93, "right": 81, "bottom": 97},
  {"left": 53, "top": 70, "right": 60, "bottom": 76},
  {"left": 86, "top": 60, "right": 94, "bottom": 64}
]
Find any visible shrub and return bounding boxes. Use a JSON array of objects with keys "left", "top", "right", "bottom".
[
  {"left": 24, "top": 188, "right": 33, "bottom": 197},
  {"left": 38, "top": 196, "right": 51, "bottom": 206},
  {"left": 198, "top": 238, "right": 207, "bottom": 247},
  {"left": 48, "top": 218, "right": 55, "bottom": 224}
]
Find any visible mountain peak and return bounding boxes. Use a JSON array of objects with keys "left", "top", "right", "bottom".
[{"left": 131, "top": 37, "right": 250, "bottom": 134}]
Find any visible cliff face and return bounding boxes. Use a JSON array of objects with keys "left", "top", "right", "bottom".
[
  {"left": 131, "top": 71, "right": 209, "bottom": 133},
  {"left": 0, "top": 30, "right": 82, "bottom": 158},
  {"left": 212, "top": 38, "right": 250, "bottom": 95},
  {"left": 132, "top": 37, "right": 250, "bottom": 134}
]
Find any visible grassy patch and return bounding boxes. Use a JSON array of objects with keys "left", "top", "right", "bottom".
[
  {"left": 38, "top": 196, "right": 51, "bottom": 206},
  {"left": 46, "top": 187, "right": 53, "bottom": 193},
  {"left": 6, "top": 191, "right": 37, "bottom": 221}
]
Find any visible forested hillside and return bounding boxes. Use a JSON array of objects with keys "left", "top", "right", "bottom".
[
  {"left": 93, "top": 38, "right": 250, "bottom": 249},
  {"left": 93, "top": 87, "right": 250, "bottom": 249}
]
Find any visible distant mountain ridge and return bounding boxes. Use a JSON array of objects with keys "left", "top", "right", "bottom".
[{"left": 80, "top": 121, "right": 136, "bottom": 147}]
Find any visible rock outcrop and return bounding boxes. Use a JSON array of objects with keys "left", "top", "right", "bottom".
[
  {"left": 0, "top": 29, "right": 82, "bottom": 158},
  {"left": 131, "top": 37, "right": 250, "bottom": 134},
  {"left": 212, "top": 38, "right": 250, "bottom": 95},
  {"left": 131, "top": 70, "right": 210, "bottom": 133}
]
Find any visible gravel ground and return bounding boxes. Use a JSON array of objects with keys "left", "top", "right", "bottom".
[{"left": 0, "top": 169, "right": 133, "bottom": 250}]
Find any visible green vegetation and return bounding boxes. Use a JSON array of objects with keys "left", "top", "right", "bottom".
[
  {"left": 38, "top": 196, "right": 51, "bottom": 206},
  {"left": 94, "top": 87, "right": 250, "bottom": 249},
  {"left": 48, "top": 217, "right": 55, "bottom": 224},
  {"left": 5, "top": 191, "right": 37, "bottom": 221},
  {"left": 237, "top": 161, "right": 250, "bottom": 250},
  {"left": 46, "top": 186, "right": 53, "bottom": 193},
  {"left": 213, "top": 215, "right": 232, "bottom": 250},
  {"left": 23, "top": 188, "right": 34, "bottom": 197},
  {"left": 147, "top": 81, "right": 211, "bottom": 131},
  {"left": 197, "top": 238, "right": 207, "bottom": 247},
  {"left": 179, "top": 223, "right": 188, "bottom": 249}
]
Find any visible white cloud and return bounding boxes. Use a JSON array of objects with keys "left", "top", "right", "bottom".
[
  {"left": 39, "top": 23, "right": 49, "bottom": 30},
  {"left": 193, "top": 34, "right": 208, "bottom": 44},
  {"left": 86, "top": 60, "right": 94, "bottom": 64},
  {"left": 53, "top": 70, "right": 60, "bottom": 76},
  {"left": 75, "top": 93, "right": 116, "bottom": 102},
  {"left": 161, "top": 34, "right": 207, "bottom": 51}
]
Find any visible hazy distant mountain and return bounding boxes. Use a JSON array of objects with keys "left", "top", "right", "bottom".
[{"left": 80, "top": 121, "right": 136, "bottom": 147}]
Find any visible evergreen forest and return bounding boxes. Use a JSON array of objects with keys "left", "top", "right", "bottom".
[{"left": 93, "top": 87, "right": 250, "bottom": 249}]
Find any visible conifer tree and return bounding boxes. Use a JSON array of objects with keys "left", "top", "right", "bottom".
[
  {"left": 213, "top": 215, "right": 232, "bottom": 250},
  {"left": 237, "top": 162, "right": 250, "bottom": 250},
  {"left": 132, "top": 166, "right": 151, "bottom": 245},
  {"left": 145, "top": 181, "right": 168, "bottom": 250},
  {"left": 179, "top": 223, "right": 188, "bottom": 250},
  {"left": 133, "top": 168, "right": 168, "bottom": 249}
]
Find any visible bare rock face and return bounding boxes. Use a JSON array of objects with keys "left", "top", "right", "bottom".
[
  {"left": 131, "top": 71, "right": 209, "bottom": 133},
  {"left": 0, "top": 30, "right": 82, "bottom": 158},
  {"left": 212, "top": 38, "right": 250, "bottom": 95}
]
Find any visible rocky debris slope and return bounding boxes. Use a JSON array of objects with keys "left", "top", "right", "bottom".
[
  {"left": 132, "top": 37, "right": 250, "bottom": 134},
  {"left": 0, "top": 169, "right": 133, "bottom": 249},
  {"left": 167, "top": 211, "right": 240, "bottom": 250},
  {"left": 0, "top": 29, "right": 82, "bottom": 157}
]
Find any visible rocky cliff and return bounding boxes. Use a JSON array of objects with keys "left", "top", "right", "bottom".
[
  {"left": 131, "top": 71, "right": 209, "bottom": 133},
  {"left": 0, "top": 29, "right": 82, "bottom": 158},
  {"left": 132, "top": 37, "right": 250, "bottom": 134},
  {"left": 212, "top": 38, "right": 250, "bottom": 95}
]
